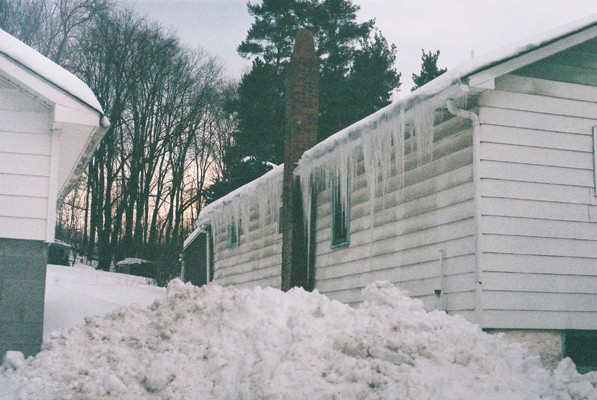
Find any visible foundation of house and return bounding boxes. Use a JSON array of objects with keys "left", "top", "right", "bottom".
[
  {"left": 0, "top": 238, "right": 47, "bottom": 358},
  {"left": 486, "top": 329, "right": 564, "bottom": 370}
]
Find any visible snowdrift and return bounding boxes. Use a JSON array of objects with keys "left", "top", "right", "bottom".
[{"left": 2, "top": 281, "right": 597, "bottom": 399}]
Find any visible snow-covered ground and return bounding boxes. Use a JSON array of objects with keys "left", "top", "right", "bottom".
[
  {"left": 1, "top": 264, "right": 166, "bottom": 399},
  {"left": 44, "top": 264, "right": 166, "bottom": 339},
  {"left": 1, "top": 267, "right": 597, "bottom": 399}
]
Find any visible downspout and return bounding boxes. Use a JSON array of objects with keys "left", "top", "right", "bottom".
[
  {"left": 180, "top": 254, "right": 185, "bottom": 281},
  {"left": 205, "top": 225, "right": 212, "bottom": 283},
  {"left": 446, "top": 97, "right": 483, "bottom": 322},
  {"left": 439, "top": 248, "right": 446, "bottom": 311}
]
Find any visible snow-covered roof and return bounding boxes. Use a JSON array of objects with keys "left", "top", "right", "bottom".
[
  {"left": 116, "top": 258, "right": 155, "bottom": 266},
  {"left": 184, "top": 164, "right": 284, "bottom": 249},
  {"left": 0, "top": 28, "right": 103, "bottom": 113},
  {"left": 183, "top": 225, "right": 206, "bottom": 250},
  {"left": 202, "top": 164, "right": 283, "bottom": 221},
  {"left": 300, "top": 13, "right": 597, "bottom": 164},
  {"left": 415, "top": 13, "right": 596, "bottom": 100},
  {"left": 193, "top": 13, "right": 597, "bottom": 227}
]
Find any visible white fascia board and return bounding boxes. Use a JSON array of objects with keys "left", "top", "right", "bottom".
[
  {"left": 0, "top": 55, "right": 53, "bottom": 108},
  {"left": 466, "top": 25, "right": 597, "bottom": 89},
  {"left": 53, "top": 103, "right": 101, "bottom": 128}
]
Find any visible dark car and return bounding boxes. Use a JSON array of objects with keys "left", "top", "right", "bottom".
[
  {"left": 115, "top": 258, "right": 158, "bottom": 281},
  {"left": 48, "top": 241, "right": 74, "bottom": 266}
]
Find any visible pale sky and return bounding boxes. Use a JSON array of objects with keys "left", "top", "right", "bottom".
[{"left": 125, "top": 0, "right": 596, "bottom": 90}]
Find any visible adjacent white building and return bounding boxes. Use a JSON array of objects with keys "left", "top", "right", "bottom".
[
  {"left": 184, "top": 14, "right": 597, "bottom": 370},
  {"left": 0, "top": 29, "right": 108, "bottom": 357}
]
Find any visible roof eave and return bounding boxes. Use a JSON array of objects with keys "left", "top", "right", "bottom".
[
  {"left": 0, "top": 29, "right": 104, "bottom": 114},
  {"left": 464, "top": 23, "right": 597, "bottom": 90},
  {"left": 57, "top": 122, "right": 109, "bottom": 204}
]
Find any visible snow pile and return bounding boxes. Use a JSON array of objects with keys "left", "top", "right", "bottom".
[{"left": 3, "top": 281, "right": 597, "bottom": 399}]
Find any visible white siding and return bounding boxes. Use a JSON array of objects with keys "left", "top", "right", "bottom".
[
  {"left": 212, "top": 205, "right": 282, "bottom": 289},
  {"left": 0, "top": 81, "right": 52, "bottom": 241},
  {"left": 199, "top": 35, "right": 597, "bottom": 334},
  {"left": 478, "top": 73, "right": 597, "bottom": 329},
  {"left": 314, "top": 116, "right": 476, "bottom": 310}
]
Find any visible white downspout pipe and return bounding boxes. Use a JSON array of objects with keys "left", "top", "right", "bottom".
[
  {"left": 439, "top": 248, "right": 446, "bottom": 311},
  {"left": 180, "top": 255, "right": 185, "bottom": 281},
  {"left": 446, "top": 98, "right": 479, "bottom": 124},
  {"left": 205, "top": 226, "right": 212, "bottom": 283},
  {"left": 446, "top": 98, "right": 483, "bottom": 322}
]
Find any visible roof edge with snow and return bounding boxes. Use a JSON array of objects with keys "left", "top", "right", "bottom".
[
  {"left": 300, "top": 13, "right": 597, "bottom": 164},
  {"left": 193, "top": 13, "right": 597, "bottom": 228},
  {"left": 185, "top": 164, "right": 284, "bottom": 249},
  {"left": 0, "top": 28, "right": 104, "bottom": 114}
]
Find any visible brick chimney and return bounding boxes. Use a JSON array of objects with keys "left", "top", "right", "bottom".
[{"left": 281, "top": 29, "right": 319, "bottom": 291}]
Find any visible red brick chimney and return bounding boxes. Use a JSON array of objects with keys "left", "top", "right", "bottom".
[{"left": 281, "top": 29, "right": 319, "bottom": 291}]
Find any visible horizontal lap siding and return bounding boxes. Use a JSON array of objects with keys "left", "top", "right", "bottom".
[
  {"left": 0, "top": 86, "right": 52, "bottom": 241},
  {"left": 479, "top": 76, "right": 597, "bottom": 329},
  {"left": 315, "top": 123, "right": 476, "bottom": 310},
  {"left": 212, "top": 208, "right": 282, "bottom": 289}
]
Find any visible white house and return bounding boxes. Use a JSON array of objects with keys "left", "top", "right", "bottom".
[
  {"left": 184, "top": 14, "right": 597, "bottom": 370},
  {"left": 0, "top": 29, "right": 108, "bottom": 357}
]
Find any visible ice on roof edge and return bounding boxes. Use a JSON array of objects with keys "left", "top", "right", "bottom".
[{"left": 193, "top": 13, "right": 597, "bottom": 225}]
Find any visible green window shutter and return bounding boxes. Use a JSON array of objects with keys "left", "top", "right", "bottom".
[{"left": 331, "top": 179, "right": 350, "bottom": 248}]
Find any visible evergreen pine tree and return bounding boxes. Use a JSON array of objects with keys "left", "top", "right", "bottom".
[
  {"left": 209, "top": 0, "right": 400, "bottom": 201},
  {"left": 206, "top": 59, "right": 284, "bottom": 202},
  {"left": 411, "top": 49, "right": 447, "bottom": 91}
]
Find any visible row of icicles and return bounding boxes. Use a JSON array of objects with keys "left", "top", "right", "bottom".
[{"left": 208, "top": 104, "right": 437, "bottom": 257}]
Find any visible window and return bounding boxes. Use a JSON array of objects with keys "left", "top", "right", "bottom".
[
  {"left": 564, "top": 330, "right": 597, "bottom": 373},
  {"left": 227, "top": 222, "right": 240, "bottom": 248},
  {"left": 331, "top": 179, "right": 349, "bottom": 248}
]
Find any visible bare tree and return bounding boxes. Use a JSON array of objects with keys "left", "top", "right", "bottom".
[
  {"left": 3, "top": 1, "right": 235, "bottom": 276},
  {"left": 0, "top": 0, "right": 110, "bottom": 64},
  {"left": 1, "top": 0, "right": 47, "bottom": 47}
]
